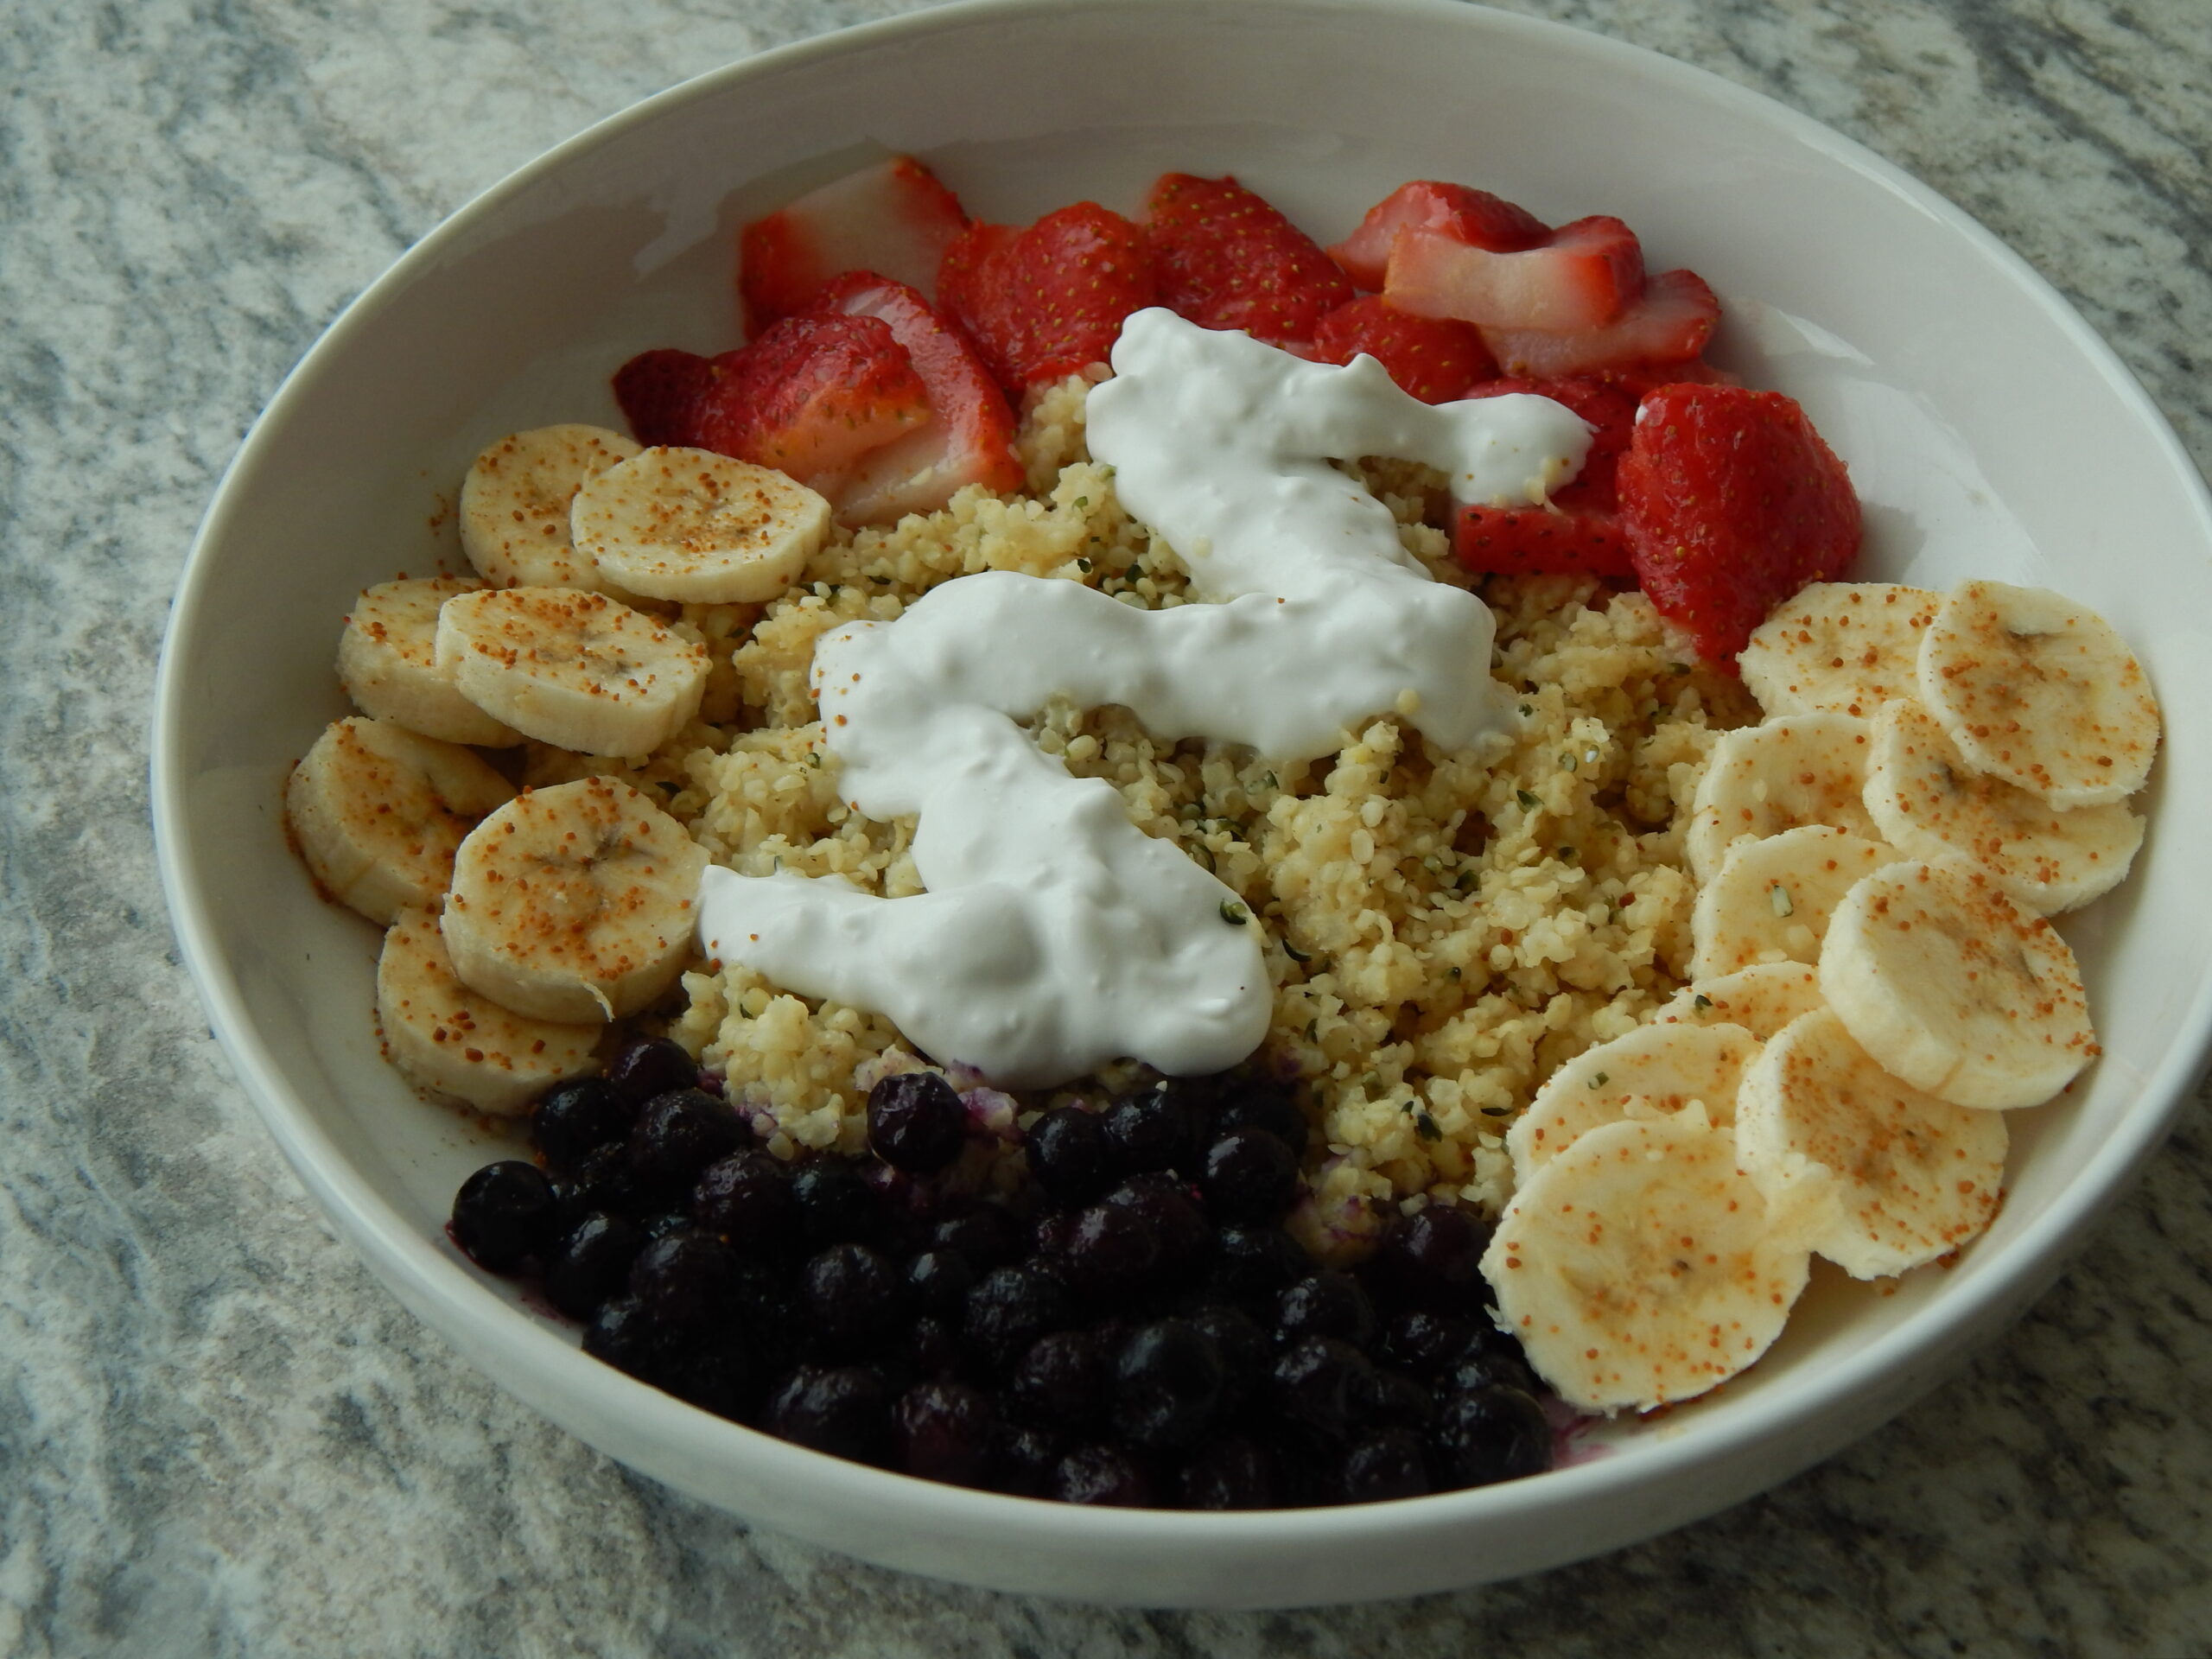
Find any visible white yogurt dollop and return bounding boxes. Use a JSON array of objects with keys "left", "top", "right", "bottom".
[{"left": 698, "top": 308, "right": 1589, "bottom": 1087}]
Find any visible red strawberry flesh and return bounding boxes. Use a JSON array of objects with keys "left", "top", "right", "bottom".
[
  {"left": 1311, "top": 296, "right": 1497, "bottom": 403},
  {"left": 1480, "top": 268, "right": 1720, "bottom": 378},
  {"left": 1327, "top": 181, "right": 1549, "bottom": 290},
  {"left": 739, "top": 155, "right": 969, "bottom": 335},
  {"left": 1618, "top": 383, "right": 1861, "bottom": 661},
  {"left": 1452, "top": 505, "right": 1635, "bottom": 579},
  {"left": 1146, "top": 173, "right": 1353, "bottom": 348},
  {"left": 698, "top": 312, "right": 931, "bottom": 478},
  {"left": 938, "top": 203, "right": 1154, "bottom": 394}
]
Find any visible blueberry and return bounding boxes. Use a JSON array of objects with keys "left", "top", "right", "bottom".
[
  {"left": 766, "top": 1365, "right": 892, "bottom": 1464},
  {"left": 1210, "top": 1077, "right": 1309, "bottom": 1159},
  {"left": 627, "top": 1229, "right": 740, "bottom": 1334},
  {"left": 962, "top": 1264, "right": 1074, "bottom": 1376},
  {"left": 993, "top": 1423, "right": 1063, "bottom": 1497},
  {"left": 1047, "top": 1200, "right": 1164, "bottom": 1306},
  {"left": 1203, "top": 1225, "right": 1309, "bottom": 1310},
  {"left": 1341, "top": 1427, "right": 1431, "bottom": 1503},
  {"left": 904, "top": 1249, "right": 977, "bottom": 1325},
  {"left": 866, "top": 1071, "right": 969, "bottom": 1173},
  {"left": 544, "top": 1211, "right": 647, "bottom": 1320},
  {"left": 1101, "top": 1173, "right": 1211, "bottom": 1274},
  {"left": 1440, "top": 1339, "right": 1541, "bottom": 1401},
  {"left": 551, "top": 1142, "right": 639, "bottom": 1230},
  {"left": 531, "top": 1077, "right": 629, "bottom": 1172},
  {"left": 662, "top": 1338, "right": 753, "bottom": 1419},
  {"left": 582, "top": 1294, "right": 660, "bottom": 1379},
  {"left": 1053, "top": 1444, "right": 1154, "bottom": 1507},
  {"left": 1026, "top": 1105, "right": 1115, "bottom": 1208},
  {"left": 605, "top": 1037, "right": 700, "bottom": 1104},
  {"left": 790, "top": 1158, "right": 885, "bottom": 1251},
  {"left": 1008, "top": 1330, "right": 1106, "bottom": 1433},
  {"left": 1271, "top": 1336, "right": 1375, "bottom": 1440},
  {"left": 451, "top": 1160, "right": 557, "bottom": 1273},
  {"left": 930, "top": 1205, "right": 1026, "bottom": 1273},
  {"left": 1103, "top": 1083, "right": 1206, "bottom": 1176},
  {"left": 691, "top": 1150, "right": 796, "bottom": 1253},
  {"left": 1109, "top": 1319, "right": 1227, "bottom": 1450},
  {"left": 1376, "top": 1308, "right": 1481, "bottom": 1379},
  {"left": 1198, "top": 1127, "right": 1300, "bottom": 1225},
  {"left": 1369, "top": 1204, "right": 1491, "bottom": 1311},
  {"left": 1178, "top": 1436, "right": 1277, "bottom": 1510},
  {"left": 1275, "top": 1271, "right": 1376, "bottom": 1351},
  {"left": 1183, "top": 1304, "right": 1269, "bottom": 1408},
  {"left": 1428, "top": 1386, "right": 1551, "bottom": 1489},
  {"left": 1357, "top": 1367, "right": 1437, "bottom": 1432},
  {"left": 800, "top": 1243, "right": 906, "bottom": 1360},
  {"left": 893, "top": 1379, "right": 1000, "bottom": 1487},
  {"left": 906, "top": 1315, "right": 963, "bottom": 1379},
  {"left": 629, "top": 1090, "right": 746, "bottom": 1197}
]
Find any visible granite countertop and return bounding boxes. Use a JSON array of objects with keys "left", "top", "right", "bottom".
[{"left": 7, "top": 0, "right": 2210, "bottom": 1652}]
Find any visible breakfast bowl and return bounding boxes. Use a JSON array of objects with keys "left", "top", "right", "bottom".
[{"left": 151, "top": 0, "right": 2212, "bottom": 1607}]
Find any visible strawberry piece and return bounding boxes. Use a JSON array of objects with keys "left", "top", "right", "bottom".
[
  {"left": 739, "top": 155, "right": 970, "bottom": 334},
  {"left": 1465, "top": 375, "right": 1637, "bottom": 511},
  {"left": 613, "top": 349, "right": 718, "bottom": 448},
  {"left": 1385, "top": 214, "right": 1644, "bottom": 333},
  {"left": 1452, "top": 505, "right": 1635, "bottom": 579},
  {"left": 1145, "top": 174, "right": 1353, "bottom": 347},
  {"left": 807, "top": 272, "right": 1025, "bottom": 524},
  {"left": 1480, "top": 269, "right": 1721, "bottom": 378},
  {"left": 938, "top": 203, "right": 1154, "bottom": 394},
  {"left": 1311, "top": 296, "right": 1497, "bottom": 403},
  {"left": 1618, "top": 383, "right": 1861, "bottom": 662},
  {"left": 701, "top": 312, "right": 932, "bottom": 477},
  {"left": 1327, "top": 181, "right": 1549, "bottom": 290}
]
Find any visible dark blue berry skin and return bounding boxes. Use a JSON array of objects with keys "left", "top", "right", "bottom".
[
  {"left": 1109, "top": 1319, "right": 1227, "bottom": 1450},
  {"left": 662, "top": 1338, "right": 753, "bottom": 1419},
  {"left": 1275, "top": 1271, "right": 1377, "bottom": 1351},
  {"left": 582, "top": 1294, "right": 661, "bottom": 1379},
  {"left": 1053, "top": 1444, "right": 1154, "bottom": 1507},
  {"left": 544, "top": 1211, "right": 648, "bottom": 1320},
  {"left": 1271, "top": 1337, "right": 1375, "bottom": 1441},
  {"left": 531, "top": 1077, "right": 629, "bottom": 1172},
  {"left": 1008, "top": 1330, "right": 1106, "bottom": 1434},
  {"left": 930, "top": 1205, "right": 1026, "bottom": 1274},
  {"left": 1341, "top": 1427, "right": 1431, "bottom": 1503},
  {"left": 904, "top": 1249, "right": 976, "bottom": 1325},
  {"left": 552, "top": 1142, "right": 639, "bottom": 1232},
  {"left": 1103, "top": 1084, "right": 1207, "bottom": 1177},
  {"left": 1178, "top": 1437, "right": 1277, "bottom": 1510},
  {"left": 1210, "top": 1077, "right": 1310, "bottom": 1160},
  {"left": 1369, "top": 1204, "right": 1491, "bottom": 1312},
  {"left": 1357, "top": 1367, "right": 1437, "bottom": 1433},
  {"left": 766, "top": 1365, "right": 892, "bottom": 1465},
  {"left": 993, "top": 1424, "right": 1063, "bottom": 1497},
  {"left": 800, "top": 1243, "right": 906, "bottom": 1361},
  {"left": 1184, "top": 1304, "right": 1270, "bottom": 1408},
  {"left": 906, "top": 1316, "right": 964, "bottom": 1380},
  {"left": 1026, "top": 1105, "right": 1115, "bottom": 1208},
  {"left": 1048, "top": 1200, "right": 1165, "bottom": 1306},
  {"left": 1198, "top": 1127, "right": 1300, "bottom": 1225},
  {"left": 1102, "top": 1173, "right": 1211, "bottom": 1274},
  {"left": 1441, "top": 1341, "right": 1541, "bottom": 1402},
  {"left": 605, "top": 1038, "right": 700, "bottom": 1105},
  {"left": 690, "top": 1151, "right": 796, "bottom": 1253},
  {"left": 627, "top": 1229, "right": 740, "bottom": 1335},
  {"left": 629, "top": 1090, "right": 747, "bottom": 1198},
  {"left": 790, "top": 1158, "right": 885, "bottom": 1251},
  {"left": 451, "top": 1161, "right": 558, "bottom": 1273},
  {"left": 867, "top": 1071, "right": 969, "bottom": 1173},
  {"left": 1427, "top": 1386, "right": 1551, "bottom": 1489},
  {"left": 1203, "top": 1225, "right": 1309, "bottom": 1311},
  {"left": 962, "top": 1265, "right": 1074, "bottom": 1376},
  {"left": 893, "top": 1379, "right": 1000, "bottom": 1487},
  {"left": 1376, "top": 1307, "right": 1481, "bottom": 1380}
]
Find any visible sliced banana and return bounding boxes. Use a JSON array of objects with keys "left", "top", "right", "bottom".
[
  {"left": 285, "top": 716, "right": 517, "bottom": 925},
  {"left": 459, "top": 423, "right": 640, "bottom": 591},
  {"left": 1736, "top": 1008, "right": 2008, "bottom": 1280},
  {"left": 571, "top": 447, "right": 828, "bottom": 605},
  {"left": 1738, "top": 582, "right": 1940, "bottom": 719},
  {"left": 1689, "top": 825, "right": 1904, "bottom": 981},
  {"left": 1686, "top": 714, "right": 1880, "bottom": 884},
  {"left": 377, "top": 907, "right": 601, "bottom": 1115},
  {"left": 440, "top": 776, "right": 709, "bottom": 1024},
  {"left": 434, "top": 586, "right": 709, "bottom": 760},
  {"left": 336, "top": 575, "right": 524, "bottom": 747},
  {"left": 1864, "top": 697, "right": 2144, "bottom": 915},
  {"left": 1650, "top": 962, "right": 1826, "bottom": 1040},
  {"left": 1483, "top": 1112, "right": 1812, "bottom": 1413},
  {"left": 1820, "top": 857, "right": 2097, "bottom": 1109},
  {"left": 1916, "top": 579, "right": 2160, "bottom": 809},
  {"left": 1508, "top": 1020, "right": 1761, "bottom": 1179}
]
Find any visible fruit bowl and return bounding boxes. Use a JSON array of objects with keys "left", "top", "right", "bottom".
[{"left": 151, "top": 0, "right": 2212, "bottom": 1606}]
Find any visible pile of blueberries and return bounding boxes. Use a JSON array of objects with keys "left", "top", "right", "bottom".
[{"left": 450, "top": 1039, "right": 1554, "bottom": 1508}]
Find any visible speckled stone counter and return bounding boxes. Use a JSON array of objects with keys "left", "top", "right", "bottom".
[{"left": 6, "top": 2, "right": 2210, "bottom": 1653}]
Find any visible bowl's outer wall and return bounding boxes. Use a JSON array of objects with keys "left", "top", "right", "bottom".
[{"left": 156, "top": 0, "right": 2212, "bottom": 1606}]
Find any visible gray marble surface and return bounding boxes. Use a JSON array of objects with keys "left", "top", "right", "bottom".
[{"left": 5, "top": 0, "right": 2210, "bottom": 1652}]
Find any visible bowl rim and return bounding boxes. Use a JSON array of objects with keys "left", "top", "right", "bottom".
[{"left": 151, "top": 0, "right": 2212, "bottom": 1567}]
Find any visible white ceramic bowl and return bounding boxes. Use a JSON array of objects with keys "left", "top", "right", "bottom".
[{"left": 154, "top": 0, "right": 2212, "bottom": 1607}]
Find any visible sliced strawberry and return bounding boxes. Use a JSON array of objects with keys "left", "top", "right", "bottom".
[
  {"left": 1452, "top": 505, "right": 1634, "bottom": 579},
  {"left": 1145, "top": 174, "right": 1353, "bottom": 348},
  {"left": 1465, "top": 374, "right": 1638, "bottom": 510},
  {"left": 1385, "top": 214, "right": 1644, "bottom": 334},
  {"left": 1618, "top": 383, "right": 1861, "bottom": 662},
  {"left": 1326, "top": 181, "right": 1549, "bottom": 290},
  {"left": 705, "top": 312, "right": 933, "bottom": 477},
  {"left": 1479, "top": 269, "right": 1721, "bottom": 378},
  {"left": 938, "top": 203, "right": 1154, "bottom": 394},
  {"left": 807, "top": 272, "right": 1024, "bottom": 524},
  {"left": 738, "top": 155, "right": 970, "bottom": 334},
  {"left": 1311, "top": 296, "right": 1497, "bottom": 402},
  {"left": 613, "top": 348, "right": 718, "bottom": 448}
]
